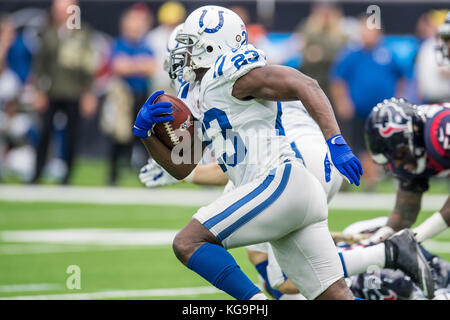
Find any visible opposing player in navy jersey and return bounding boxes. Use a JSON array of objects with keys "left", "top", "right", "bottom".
[
  {"left": 363, "top": 98, "right": 449, "bottom": 244},
  {"left": 335, "top": 98, "right": 448, "bottom": 299}
]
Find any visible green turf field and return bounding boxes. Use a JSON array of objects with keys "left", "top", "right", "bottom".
[{"left": 0, "top": 201, "right": 449, "bottom": 300}]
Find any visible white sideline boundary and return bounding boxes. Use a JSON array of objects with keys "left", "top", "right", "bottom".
[
  {"left": 0, "top": 185, "right": 447, "bottom": 210},
  {"left": 0, "top": 286, "right": 220, "bottom": 300}
]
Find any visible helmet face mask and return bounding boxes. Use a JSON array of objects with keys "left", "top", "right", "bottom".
[
  {"left": 168, "top": 5, "right": 247, "bottom": 82},
  {"left": 436, "top": 12, "right": 450, "bottom": 64},
  {"left": 169, "top": 33, "right": 203, "bottom": 81},
  {"left": 365, "top": 98, "right": 427, "bottom": 176},
  {"left": 164, "top": 23, "right": 185, "bottom": 83}
]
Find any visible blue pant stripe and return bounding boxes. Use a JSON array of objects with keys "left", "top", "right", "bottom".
[
  {"left": 217, "top": 164, "right": 292, "bottom": 241},
  {"left": 290, "top": 141, "right": 305, "bottom": 166},
  {"left": 338, "top": 252, "right": 348, "bottom": 278},
  {"left": 203, "top": 170, "right": 277, "bottom": 230}
]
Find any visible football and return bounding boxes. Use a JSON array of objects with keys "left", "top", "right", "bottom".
[{"left": 153, "top": 94, "right": 195, "bottom": 149}]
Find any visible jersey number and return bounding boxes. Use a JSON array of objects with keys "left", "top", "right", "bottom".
[
  {"left": 202, "top": 108, "right": 247, "bottom": 171},
  {"left": 231, "top": 50, "right": 259, "bottom": 70}
]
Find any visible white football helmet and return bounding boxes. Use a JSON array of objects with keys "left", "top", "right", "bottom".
[{"left": 169, "top": 5, "right": 248, "bottom": 82}]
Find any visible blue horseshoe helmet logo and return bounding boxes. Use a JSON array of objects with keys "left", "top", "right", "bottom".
[{"left": 199, "top": 9, "right": 224, "bottom": 33}]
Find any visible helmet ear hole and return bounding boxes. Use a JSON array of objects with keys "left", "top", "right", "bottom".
[{"left": 206, "top": 45, "right": 213, "bottom": 53}]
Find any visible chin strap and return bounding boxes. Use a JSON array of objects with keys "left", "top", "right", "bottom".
[
  {"left": 413, "top": 153, "right": 427, "bottom": 174},
  {"left": 183, "top": 66, "right": 197, "bottom": 83}
]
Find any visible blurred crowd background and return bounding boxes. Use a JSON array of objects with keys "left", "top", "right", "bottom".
[{"left": 0, "top": 0, "right": 448, "bottom": 190}]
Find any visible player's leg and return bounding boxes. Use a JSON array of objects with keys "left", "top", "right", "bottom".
[
  {"left": 339, "top": 229, "right": 435, "bottom": 298},
  {"left": 223, "top": 161, "right": 352, "bottom": 299},
  {"left": 172, "top": 169, "right": 289, "bottom": 300},
  {"left": 173, "top": 161, "right": 348, "bottom": 299},
  {"left": 172, "top": 218, "right": 265, "bottom": 300},
  {"left": 173, "top": 163, "right": 303, "bottom": 300},
  {"left": 246, "top": 244, "right": 285, "bottom": 299},
  {"left": 270, "top": 219, "right": 353, "bottom": 300},
  {"left": 265, "top": 243, "right": 307, "bottom": 299}
]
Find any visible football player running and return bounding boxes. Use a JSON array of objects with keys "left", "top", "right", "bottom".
[
  {"left": 139, "top": 21, "right": 341, "bottom": 300},
  {"left": 133, "top": 5, "right": 363, "bottom": 300}
]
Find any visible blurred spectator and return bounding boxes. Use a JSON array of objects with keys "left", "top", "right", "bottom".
[
  {"left": 107, "top": 2, "right": 156, "bottom": 186},
  {"left": 415, "top": 10, "right": 450, "bottom": 104},
  {"left": 230, "top": 5, "right": 297, "bottom": 67},
  {"left": 229, "top": 5, "right": 267, "bottom": 46},
  {"left": 0, "top": 14, "right": 21, "bottom": 106},
  {"left": 30, "top": 0, "right": 98, "bottom": 185},
  {"left": 296, "top": 2, "right": 348, "bottom": 97},
  {"left": 0, "top": 14, "right": 35, "bottom": 181},
  {"left": 330, "top": 16, "right": 406, "bottom": 191},
  {"left": 146, "top": 1, "right": 185, "bottom": 94},
  {"left": 5, "top": 22, "right": 33, "bottom": 84}
]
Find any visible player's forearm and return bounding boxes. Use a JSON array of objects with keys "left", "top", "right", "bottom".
[
  {"left": 439, "top": 195, "right": 450, "bottom": 225},
  {"left": 293, "top": 76, "right": 340, "bottom": 140},
  {"left": 141, "top": 136, "right": 196, "bottom": 180},
  {"left": 192, "top": 164, "right": 229, "bottom": 186},
  {"left": 387, "top": 189, "right": 423, "bottom": 231}
]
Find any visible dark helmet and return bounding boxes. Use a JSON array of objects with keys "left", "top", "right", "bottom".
[
  {"left": 365, "top": 98, "right": 426, "bottom": 174},
  {"left": 350, "top": 268, "right": 415, "bottom": 300}
]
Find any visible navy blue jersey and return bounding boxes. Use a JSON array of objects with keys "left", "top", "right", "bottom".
[
  {"left": 395, "top": 104, "right": 450, "bottom": 193},
  {"left": 424, "top": 104, "right": 450, "bottom": 173}
]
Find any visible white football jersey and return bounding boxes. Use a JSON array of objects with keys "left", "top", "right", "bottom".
[
  {"left": 175, "top": 80, "right": 219, "bottom": 165},
  {"left": 197, "top": 44, "right": 295, "bottom": 186},
  {"left": 281, "top": 101, "right": 322, "bottom": 140},
  {"left": 176, "top": 81, "right": 201, "bottom": 119}
]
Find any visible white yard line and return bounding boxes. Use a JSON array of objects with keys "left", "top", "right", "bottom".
[
  {"left": 0, "top": 229, "right": 177, "bottom": 245},
  {"left": 0, "top": 243, "right": 166, "bottom": 255},
  {"left": 0, "top": 283, "right": 62, "bottom": 293},
  {"left": 0, "top": 185, "right": 447, "bottom": 210},
  {"left": 0, "top": 286, "right": 220, "bottom": 300},
  {"left": 0, "top": 229, "right": 177, "bottom": 255}
]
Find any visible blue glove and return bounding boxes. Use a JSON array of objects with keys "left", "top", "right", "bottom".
[
  {"left": 132, "top": 90, "right": 174, "bottom": 139},
  {"left": 326, "top": 134, "right": 363, "bottom": 186}
]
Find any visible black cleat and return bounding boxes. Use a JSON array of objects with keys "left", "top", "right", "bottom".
[{"left": 384, "top": 229, "right": 435, "bottom": 299}]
